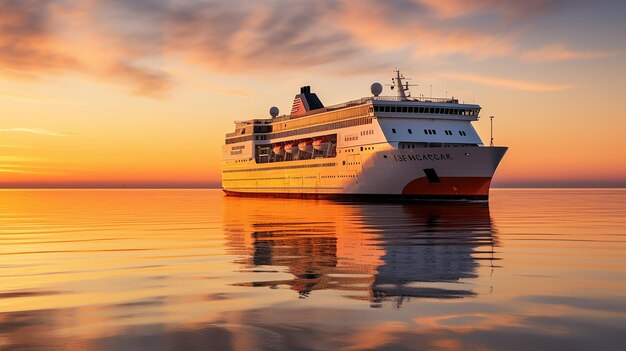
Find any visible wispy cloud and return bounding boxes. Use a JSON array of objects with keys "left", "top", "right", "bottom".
[
  {"left": 0, "top": 155, "right": 45, "bottom": 163},
  {"left": 0, "top": 168, "right": 58, "bottom": 175},
  {"left": 0, "top": 90, "right": 61, "bottom": 104},
  {"left": 415, "top": 0, "right": 559, "bottom": 19},
  {"left": 0, "top": 0, "right": 599, "bottom": 97},
  {"left": 522, "top": 44, "right": 616, "bottom": 62},
  {"left": 0, "top": 128, "right": 70, "bottom": 137},
  {"left": 332, "top": 0, "right": 515, "bottom": 60},
  {"left": 443, "top": 72, "right": 571, "bottom": 91},
  {"left": 0, "top": 144, "right": 34, "bottom": 149}
]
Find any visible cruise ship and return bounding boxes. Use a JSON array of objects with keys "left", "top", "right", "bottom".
[{"left": 222, "top": 70, "right": 507, "bottom": 200}]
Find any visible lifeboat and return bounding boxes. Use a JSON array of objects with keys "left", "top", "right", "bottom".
[
  {"left": 298, "top": 140, "right": 313, "bottom": 153},
  {"left": 273, "top": 144, "right": 285, "bottom": 156},
  {"left": 284, "top": 142, "right": 299, "bottom": 154},
  {"left": 313, "top": 137, "right": 330, "bottom": 151}
]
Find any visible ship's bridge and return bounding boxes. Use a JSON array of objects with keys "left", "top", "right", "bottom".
[{"left": 372, "top": 97, "right": 481, "bottom": 121}]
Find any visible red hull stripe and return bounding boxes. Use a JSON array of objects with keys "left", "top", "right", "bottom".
[
  {"left": 223, "top": 190, "right": 488, "bottom": 201},
  {"left": 402, "top": 176, "right": 492, "bottom": 196}
]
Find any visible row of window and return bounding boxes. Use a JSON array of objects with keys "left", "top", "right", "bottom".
[
  {"left": 318, "top": 174, "right": 357, "bottom": 179},
  {"left": 345, "top": 135, "right": 358, "bottom": 142},
  {"left": 391, "top": 128, "right": 468, "bottom": 136},
  {"left": 373, "top": 105, "right": 479, "bottom": 116},
  {"left": 398, "top": 142, "right": 478, "bottom": 149},
  {"left": 226, "top": 117, "right": 373, "bottom": 144},
  {"left": 238, "top": 125, "right": 273, "bottom": 136},
  {"left": 223, "top": 162, "right": 336, "bottom": 173},
  {"left": 225, "top": 174, "right": 354, "bottom": 181},
  {"left": 360, "top": 130, "right": 374, "bottom": 136}
]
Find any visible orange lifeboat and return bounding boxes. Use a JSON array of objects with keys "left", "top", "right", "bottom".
[
  {"left": 298, "top": 140, "right": 313, "bottom": 153},
  {"left": 284, "top": 142, "right": 299, "bottom": 154},
  {"left": 313, "top": 137, "right": 329, "bottom": 151},
  {"left": 273, "top": 144, "right": 285, "bottom": 156}
]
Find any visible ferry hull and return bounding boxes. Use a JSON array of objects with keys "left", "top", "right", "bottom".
[
  {"left": 222, "top": 190, "right": 489, "bottom": 201},
  {"left": 222, "top": 146, "right": 507, "bottom": 201}
]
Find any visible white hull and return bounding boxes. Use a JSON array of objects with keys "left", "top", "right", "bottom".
[{"left": 223, "top": 146, "right": 507, "bottom": 199}]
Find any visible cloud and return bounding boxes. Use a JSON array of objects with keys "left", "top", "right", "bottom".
[
  {"left": 324, "top": 0, "right": 517, "bottom": 62},
  {"left": 443, "top": 72, "right": 571, "bottom": 91},
  {"left": 414, "top": 0, "right": 560, "bottom": 19},
  {"left": 0, "top": 0, "right": 594, "bottom": 96},
  {"left": 0, "top": 144, "right": 34, "bottom": 149},
  {"left": 106, "top": 61, "right": 172, "bottom": 97},
  {"left": 0, "top": 0, "right": 172, "bottom": 97},
  {"left": 0, "top": 128, "right": 71, "bottom": 137},
  {"left": 0, "top": 168, "right": 62, "bottom": 175},
  {"left": 0, "top": 90, "right": 61, "bottom": 104},
  {"left": 522, "top": 44, "right": 615, "bottom": 62},
  {"left": 0, "top": 155, "right": 45, "bottom": 162}
]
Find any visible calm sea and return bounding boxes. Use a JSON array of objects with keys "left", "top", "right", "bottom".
[{"left": 0, "top": 189, "right": 625, "bottom": 350}]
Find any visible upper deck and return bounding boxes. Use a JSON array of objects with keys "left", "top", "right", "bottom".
[
  {"left": 225, "top": 96, "right": 480, "bottom": 144},
  {"left": 225, "top": 70, "right": 482, "bottom": 145}
]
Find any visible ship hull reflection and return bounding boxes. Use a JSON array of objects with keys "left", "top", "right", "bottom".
[{"left": 224, "top": 197, "right": 497, "bottom": 306}]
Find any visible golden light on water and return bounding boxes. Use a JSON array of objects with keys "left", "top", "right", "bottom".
[{"left": 1, "top": 189, "right": 625, "bottom": 349}]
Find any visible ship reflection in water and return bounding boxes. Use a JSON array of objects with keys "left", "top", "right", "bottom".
[
  {"left": 224, "top": 197, "right": 497, "bottom": 306},
  {"left": 2, "top": 190, "right": 625, "bottom": 351}
]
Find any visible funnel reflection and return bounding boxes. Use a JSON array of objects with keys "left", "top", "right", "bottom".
[{"left": 224, "top": 198, "right": 497, "bottom": 305}]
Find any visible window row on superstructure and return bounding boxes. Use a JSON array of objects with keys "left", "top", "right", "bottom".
[
  {"left": 226, "top": 116, "right": 373, "bottom": 145},
  {"left": 223, "top": 162, "right": 336, "bottom": 173},
  {"left": 399, "top": 142, "right": 477, "bottom": 149},
  {"left": 373, "top": 105, "right": 479, "bottom": 116},
  {"left": 390, "top": 128, "right": 468, "bottom": 136}
]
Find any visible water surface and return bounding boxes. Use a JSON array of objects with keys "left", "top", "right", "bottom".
[{"left": 1, "top": 189, "right": 625, "bottom": 350}]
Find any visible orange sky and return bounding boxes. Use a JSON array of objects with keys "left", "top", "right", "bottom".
[{"left": 1, "top": 0, "right": 625, "bottom": 187}]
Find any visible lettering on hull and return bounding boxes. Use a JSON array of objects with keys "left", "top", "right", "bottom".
[{"left": 393, "top": 154, "right": 453, "bottom": 162}]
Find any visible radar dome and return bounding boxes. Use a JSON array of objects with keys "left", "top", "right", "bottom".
[
  {"left": 269, "top": 106, "right": 279, "bottom": 118},
  {"left": 370, "top": 82, "right": 383, "bottom": 97}
]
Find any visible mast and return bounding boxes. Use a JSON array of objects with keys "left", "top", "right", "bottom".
[{"left": 390, "top": 69, "right": 414, "bottom": 101}]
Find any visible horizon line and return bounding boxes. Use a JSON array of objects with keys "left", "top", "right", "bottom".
[{"left": 0, "top": 186, "right": 624, "bottom": 190}]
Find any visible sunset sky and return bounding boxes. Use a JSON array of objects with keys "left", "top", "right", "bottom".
[{"left": 1, "top": 0, "right": 625, "bottom": 188}]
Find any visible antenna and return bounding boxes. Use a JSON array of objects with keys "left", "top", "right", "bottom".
[
  {"left": 386, "top": 69, "right": 417, "bottom": 100},
  {"left": 490, "top": 115, "right": 494, "bottom": 147}
]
